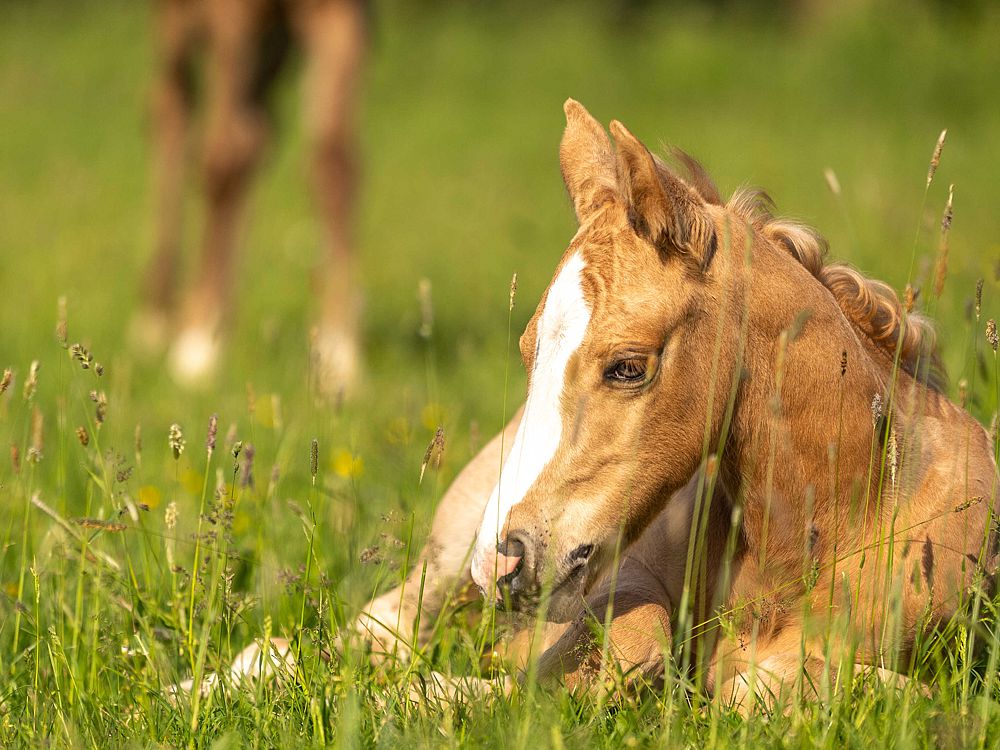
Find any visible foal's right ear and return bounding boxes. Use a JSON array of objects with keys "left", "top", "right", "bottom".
[
  {"left": 560, "top": 99, "right": 617, "bottom": 222},
  {"left": 610, "top": 119, "right": 716, "bottom": 267}
]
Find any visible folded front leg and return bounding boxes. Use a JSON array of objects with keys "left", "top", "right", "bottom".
[
  {"left": 531, "top": 558, "right": 674, "bottom": 695},
  {"left": 352, "top": 409, "right": 523, "bottom": 658}
]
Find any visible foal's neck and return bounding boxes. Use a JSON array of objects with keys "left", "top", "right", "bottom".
[{"left": 726, "top": 275, "right": 906, "bottom": 578}]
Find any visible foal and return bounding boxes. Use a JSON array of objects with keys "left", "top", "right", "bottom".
[
  {"left": 354, "top": 101, "right": 998, "bottom": 711},
  {"left": 137, "top": 0, "right": 366, "bottom": 392}
]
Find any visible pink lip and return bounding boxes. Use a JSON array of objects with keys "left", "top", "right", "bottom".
[{"left": 471, "top": 548, "right": 523, "bottom": 595}]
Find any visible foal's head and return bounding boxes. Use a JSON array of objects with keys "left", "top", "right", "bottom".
[
  {"left": 471, "top": 99, "right": 938, "bottom": 620},
  {"left": 471, "top": 100, "right": 762, "bottom": 619}
]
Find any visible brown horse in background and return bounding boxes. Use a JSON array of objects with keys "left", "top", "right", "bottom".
[
  {"left": 135, "top": 0, "right": 366, "bottom": 393},
  {"left": 353, "top": 100, "right": 999, "bottom": 711}
]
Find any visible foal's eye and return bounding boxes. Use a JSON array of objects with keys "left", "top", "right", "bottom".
[{"left": 604, "top": 357, "right": 649, "bottom": 385}]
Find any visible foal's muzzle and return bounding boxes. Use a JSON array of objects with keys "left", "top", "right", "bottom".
[
  {"left": 478, "top": 531, "right": 599, "bottom": 618},
  {"left": 497, "top": 530, "right": 545, "bottom": 606},
  {"left": 470, "top": 529, "right": 539, "bottom": 606}
]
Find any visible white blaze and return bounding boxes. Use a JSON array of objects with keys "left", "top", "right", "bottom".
[{"left": 471, "top": 252, "right": 591, "bottom": 591}]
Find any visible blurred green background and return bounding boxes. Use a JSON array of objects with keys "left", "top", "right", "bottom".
[{"left": 1, "top": 0, "right": 999, "bottom": 631}]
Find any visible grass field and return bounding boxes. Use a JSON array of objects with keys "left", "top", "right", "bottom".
[{"left": 2, "top": 0, "right": 1000, "bottom": 746}]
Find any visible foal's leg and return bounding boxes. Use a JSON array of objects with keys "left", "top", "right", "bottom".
[
  {"left": 401, "top": 480, "right": 700, "bottom": 701},
  {"left": 715, "top": 629, "right": 821, "bottom": 715},
  {"left": 531, "top": 559, "right": 674, "bottom": 694},
  {"left": 352, "top": 410, "right": 522, "bottom": 658},
  {"left": 168, "top": 0, "right": 279, "bottom": 383},
  {"left": 134, "top": 0, "right": 198, "bottom": 354},
  {"left": 524, "top": 477, "right": 716, "bottom": 695},
  {"left": 403, "top": 560, "right": 673, "bottom": 703},
  {"left": 293, "top": 0, "right": 367, "bottom": 396},
  {"left": 714, "top": 627, "right": 917, "bottom": 715}
]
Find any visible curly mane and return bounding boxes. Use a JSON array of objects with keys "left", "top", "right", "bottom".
[
  {"left": 664, "top": 153, "right": 945, "bottom": 391},
  {"left": 730, "top": 188, "right": 945, "bottom": 390}
]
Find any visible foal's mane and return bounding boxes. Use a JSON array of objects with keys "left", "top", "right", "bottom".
[{"left": 663, "top": 153, "right": 945, "bottom": 390}]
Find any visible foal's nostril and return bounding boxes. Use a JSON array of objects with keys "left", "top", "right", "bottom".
[
  {"left": 568, "top": 544, "right": 594, "bottom": 563},
  {"left": 497, "top": 535, "right": 526, "bottom": 560},
  {"left": 496, "top": 532, "right": 528, "bottom": 591}
]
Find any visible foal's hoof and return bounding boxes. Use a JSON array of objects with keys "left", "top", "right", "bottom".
[
  {"left": 165, "top": 637, "right": 296, "bottom": 702},
  {"left": 312, "top": 327, "right": 359, "bottom": 401},
  {"left": 348, "top": 592, "right": 413, "bottom": 663},
  {"left": 168, "top": 325, "right": 220, "bottom": 386},
  {"left": 408, "top": 671, "right": 511, "bottom": 705}
]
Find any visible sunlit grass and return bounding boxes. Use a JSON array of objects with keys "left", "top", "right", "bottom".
[{"left": 1, "top": 0, "right": 1000, "bottom": 746}]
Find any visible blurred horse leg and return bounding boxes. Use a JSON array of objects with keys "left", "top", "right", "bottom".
[
  {"left": 169, "top": 0, "right": 287, "bottom": 383},
  {"left": 134, "top": 0, "right": 198, "bottom": 355},
  {"left": 352, "top": 409, "right": 522, "bottom": 659},
  {"left": 294, "top": 0, "right": 367, "bottom": 396}
]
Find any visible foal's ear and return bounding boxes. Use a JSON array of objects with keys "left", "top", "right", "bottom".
[
  {"left": 560, "top": 99, "right": 617, "bottom": 222},
  {"left": 609, "top": 120, "right": 715, "bottom": 265}
]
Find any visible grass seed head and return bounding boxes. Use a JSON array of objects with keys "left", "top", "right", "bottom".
[
  {"left": 91, "top": 390, "right": 107, "bottom": 427},
  {"left": 419, "top": 426, "right": 446, "bottom": 485},
  {"left": 976, "top": 279, "right": 984, "bottom": 322},
  {"left": 926, "top": 128, "right": 947, "bottom": 188},
  {"left": 165, "top": 501, "right": 178, "bottom": 530},
  {"left": 310, "top": 438, "right": 319, "bottom": 481},
  {"left": 23, "top": 360, "right": 39, "bottom": 401},
  {"left": 10, "top": 444, "right": 20, "bottom": 474},
  {"left": 509, "top": 272, "right": 518, "bottom": 312},
  {"left": 958, "top": 378, "right": 968, "bottom": 408},
  {"left": 870, "top": 393, "right": 884, "bottom": 426},
  {"left": 0, "top": 368, "right": 12, "bottom": 395},
  {"left": 933, "top": 185, "right": 953, "bottom": 298},
  {"left": 941, "top": 184, "right": 954, "bottom": 234},
  {"left": 953, "top": 495, "right": 984, "bottom": 513},
  {"left": 240, "top": 443, "right": 255, "bottom": 488},
  {"left": 70, "top": 343, "right": 94, "bottom": 370},
  {"left": 206, "top": 413, "right": 218, "bottom": 456},
  {"left": 418, "top": 277, "right": 433, "bottom": 339},
  {"left": 28, "top": 407, "right": 43, "bottom": 463},
  {"left": 168, "top": 423, "right": 185, "bottom": 460},
  {"left": 56, "top": 296, "right": 68, "bottom": 347},
  {"left": 76, "top": 426, "right": 90, "bottom": 447},
  {"left": 76, "top": 518, "right": 126, "bottom": 532},
  {"left": 823, "top": 168, "right": 841, "bottom": 197},
  {"left": 987, "top": 319, "right": 998, "bottom": 353}
]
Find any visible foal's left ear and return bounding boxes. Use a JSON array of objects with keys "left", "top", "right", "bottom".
[
  {"left": 609, "top": 120, "right": 716, "bottom": 267},
  {"left": 560, "top": 99, "right": 618, "bottom": 222}
]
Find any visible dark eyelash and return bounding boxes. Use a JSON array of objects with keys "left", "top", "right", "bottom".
[{"left": 605, "top": 357, "right": 647, "bottom": 383}]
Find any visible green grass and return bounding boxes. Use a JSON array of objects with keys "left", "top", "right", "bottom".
[{"left": 1, "top": 0, "right": 1000, "bottom": 746}]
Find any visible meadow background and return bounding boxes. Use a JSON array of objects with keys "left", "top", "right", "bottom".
[{"left": 1, "top": 0, "right": 1000, "bottom": 746}]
